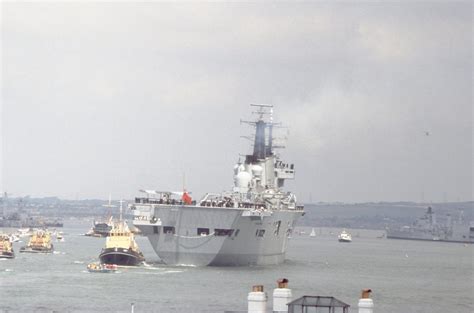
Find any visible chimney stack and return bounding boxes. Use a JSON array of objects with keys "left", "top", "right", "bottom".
[
  {"left": 273, "top": 278, "right": 292, "bottom": 313},
  {"left": 358, "top": 289, "right": 374, "bottom": 313},
  {"left": 248, "top": 285, "right": 267, "bottom": 313}
]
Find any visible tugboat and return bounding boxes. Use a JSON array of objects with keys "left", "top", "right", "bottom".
[
  {"left": 99, "top": 201, "right": 145, "bottom": 266},
  {"left": 87, "top": 262, "right": 118, "bottom": 273},
  {"left": 20, "top": 229, "right": 54, "bottom": 253},
  {"left": 338, "top": 230, "right": 352, "bottom": 243},
  {"left": 0, "top": 234, "right": 15, "bottom": 259}
]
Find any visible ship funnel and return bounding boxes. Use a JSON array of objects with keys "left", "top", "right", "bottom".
[
  {"left": 273, "top": 278, "right": 292, "bottom": 313},
  {"left": 358, "top": 289, "right": 374, "bottom": 313},
  {"left": 248, "top": 285, "right": 267, "bottom": 313}
]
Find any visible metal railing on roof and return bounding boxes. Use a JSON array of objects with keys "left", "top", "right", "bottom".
[{"left": 287, "top": 295, "right": 350, "bottom": 313}]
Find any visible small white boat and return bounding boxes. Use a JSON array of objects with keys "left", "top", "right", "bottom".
[
  {"left": 310, "top": 228, "right": 316, "bottom": 237},
  {"left": 9, "top": 234, "right": 20, "bottom": 242},
  {"left": 56, "top": 232, "right": 64, "bottom": 242},
  {"left": 338, "top": 230, "right": 352, "bottom": 242},
  {"left": 17, "top": 228, "right": 31, "bottom": 238}
]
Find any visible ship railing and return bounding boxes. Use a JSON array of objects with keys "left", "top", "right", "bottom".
[
  {"left": 198, "top": 200, "right": 270, "bottom": 210},
  {"left": 134, "top": 197, "right": 196, "bottom": 206}
]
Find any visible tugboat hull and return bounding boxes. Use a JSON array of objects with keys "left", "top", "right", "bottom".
[
  {"left": 19, "top": 245, "right": 54, "bottom": 253},
  {"left": 99, "top": 247, "right": 144, "bottom": 266},
  {"left": 0, "top": 251, "right": 15, "bottom": 259},
  {"left": 338, "top": 239, "right": 352, "bottom": 243}
]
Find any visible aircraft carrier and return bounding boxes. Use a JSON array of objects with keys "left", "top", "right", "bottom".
[
  {"left": 132, "top": 105, "right": 304, "bottom": 266},
  {"left": 387, "top": 206, "right": 474, "bottom": 243}
]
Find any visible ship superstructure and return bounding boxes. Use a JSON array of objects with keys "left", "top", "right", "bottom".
[{"left": 132, "top": 105, "right": 304, "bottom": 266}]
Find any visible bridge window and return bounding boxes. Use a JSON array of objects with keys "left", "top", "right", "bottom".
[
  {"left": 197, "top": 228, "right": 210, "bottom": 236},
  {"left": 234, "top": 229, "right": 240, "bottom": 237},
  {"left": 215, "top": 229, "right": 234, "bottom": 237},
  {"left": 256, "top": 229, "right": 265, "bottom": 237},
  {"left": 163, "top": 226, "right": 175, "bottom": 235},
  {"left": 153, "top": 226, "right": 159, "bottom": 234}
]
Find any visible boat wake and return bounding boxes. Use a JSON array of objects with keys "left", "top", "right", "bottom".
[{"left": 175, "top": 263, "right": 197, "bottom": 268}]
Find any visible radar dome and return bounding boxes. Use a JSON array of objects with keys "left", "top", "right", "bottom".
[
  {"left": 234, "top": 171, "right": 251, "bottom": 188},
  {"left": 251, "top": 165, "right": 263, "bottom": 176}
]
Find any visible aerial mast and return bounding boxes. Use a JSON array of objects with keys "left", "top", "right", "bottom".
[{"left": 241, "top": 104, "right": 274, "bottom": 160}]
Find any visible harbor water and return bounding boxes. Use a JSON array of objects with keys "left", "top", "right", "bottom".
[{"left": 0, "top": 221, "right": 472, "bottom": 313}]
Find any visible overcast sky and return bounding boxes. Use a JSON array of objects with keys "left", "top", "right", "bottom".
[{"left": 1, "top": 2, "right": 472, "bottom": 203}]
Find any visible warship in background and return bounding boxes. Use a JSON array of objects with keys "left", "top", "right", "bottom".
[
  {"left": 132, "top": 105, "right": 304, "bottom": 266},
  {"left": 386, "top": 206, "right": 474, "bottom": 243},
  {"left": 0, "top": 193, "right": 63, "bottom": 228}
]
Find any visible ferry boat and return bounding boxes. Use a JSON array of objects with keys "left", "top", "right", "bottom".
[
  {"left": 20, "top": 230, "right": 54, "bottom": 253},
  {"left": 338, "top": 230, "right": 352, "bottom": 243},
  {"left": 87, "top": 262, "right": 118, "bottom": 273},
  {"left": 99, "top": 202, "right": 145, "bottom": 266},
  {"left": 131, "top": 105, "right": 305, "bottom": 266},
  {"left": 0, "top": 234, "right": 15, "bottom": 259}
]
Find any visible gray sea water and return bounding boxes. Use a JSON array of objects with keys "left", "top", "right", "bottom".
[{"left": 0, "top": 221, "right": 472, "bottom": 313}]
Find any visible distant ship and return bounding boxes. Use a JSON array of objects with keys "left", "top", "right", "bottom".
[
  {"left": 338, "top": 230, "right": 352, "bottom": 242},
  {"left": 85, "top": 219, "right": 112, "bottom": 237},
  {"left": 56, "top": 231, "right": 64, "bottom": 242},
  {"left": 310, "top": 228, "right": 316, "bottom": 237},
  {"left": 20, "top": 230, "right": 54, "bottom": 253},
  {"left": 132, "top": 105, "right": 304, "bottom": 266},
  {"left": 0, "top": 234, "right": 15, "bottom": 259},
  {"left": 99, "top": 202, "right": 145, "bottom": 266},
  {"left": 0, "top": 213, "right": 63, "bottom": 228},
  {"left": 1, "top": 194, "right": 63, "bottom": 228},
  {"left": 386, "top": 207, "right": 474, "bottom": 243}
]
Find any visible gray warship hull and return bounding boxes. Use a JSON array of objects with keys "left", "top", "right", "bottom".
[
  {"left": 387, "top": 224, "right": 474, "bottom": 244},
  {"left": 134, "top": 204, "right": 303, "bottom": 266},
  {"left": 387, "top": 206, "right": 474, "bottom": 244},
  {"left": 132, "top": 105, "right": 305, "bottom": 266}
]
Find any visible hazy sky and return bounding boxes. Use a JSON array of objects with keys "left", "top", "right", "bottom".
[{"left": 1, "top": 2, "right": 472, "bottom": 202}]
